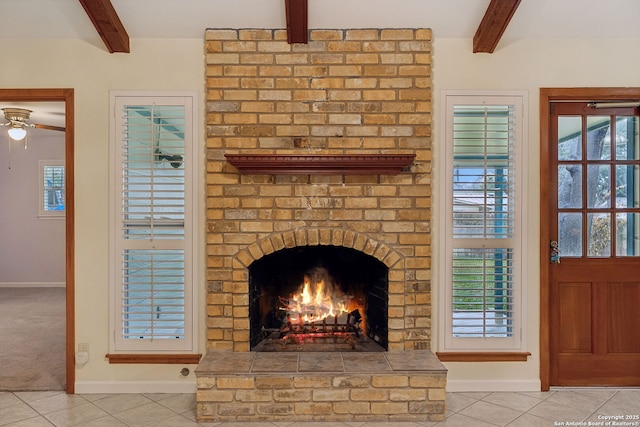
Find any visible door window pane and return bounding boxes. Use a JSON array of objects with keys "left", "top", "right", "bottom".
[
  {"left": 615, "top": 165, "right": 640, "bottom": 208},
  {"left": 587, "top": 164, "right": 610, "bottom": 208},
  {"left": 558, "top": 116, "right": 582, "bottom": 161},
  {"left": 588, "top": 213, "right": 611, "bottom": 257},
  {"left": 558, "top": 165, "right": 582, "bottom": 209},
  {"left": 615, "top": 116, "right": 638, "bottom": 161},
  {"left": 616, "top": 213, "right": 640, "bottom": 256},
  {"left": 559, "top": 212, "right": 583, "bottom": 257},
  {"left": 587, "top": 116, "right": 610, "bottom": 160}
]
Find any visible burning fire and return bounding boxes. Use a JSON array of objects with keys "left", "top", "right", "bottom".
[
  {"left": 279, "top": 266, "right": 366, "bottom": 336},
  {"left": 284, "top": 274, "right": 349, "bottom": 323}
]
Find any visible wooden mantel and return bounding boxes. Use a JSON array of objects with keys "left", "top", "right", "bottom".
[{"left": 225, "top": 154, "right": 415, "bottom": 175}]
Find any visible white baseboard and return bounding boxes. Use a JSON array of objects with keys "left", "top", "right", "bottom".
[
  {"left": 75, "top": 380, "right": 196, "bottom": 394},
  {"left": 0, "top": 282, "right": 66, "bottom": 288},
  {"left": 446, "top": 379, "right": 541, "bottom": 392}
]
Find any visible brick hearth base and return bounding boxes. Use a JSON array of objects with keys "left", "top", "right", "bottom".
[{"left": 195, "top": 350, "right": 447, "bottom": 422}]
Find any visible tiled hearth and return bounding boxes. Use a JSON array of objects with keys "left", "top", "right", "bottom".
[
  {"left": 200, "top": 27, "right": 441, "bottom": 422},
  {"left": 195, "top": 350, "right": 446, "bottom": 422}
]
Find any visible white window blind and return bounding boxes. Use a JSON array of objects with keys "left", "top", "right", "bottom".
[
  {"left": 452, "top": 247, "right": 514, "bottom": 338},
  {"left": 110, "top": 93, "right": 198, "bottom": 353},
  {"left": 122, "top": 105, "right": 186, "bottom": 241},
  {"left": 441, "top": 93, "right": 527, "bottom": 352},
  {"left": 452, "top": 105, "right": 515, "bottom": 240},
  {"left": 122, "top": 249, "right": 185, "bottom": 340}
]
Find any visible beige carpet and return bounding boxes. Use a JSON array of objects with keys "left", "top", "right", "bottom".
[{"left": 0, "top": 287, "right": 66, "bottom": 391}]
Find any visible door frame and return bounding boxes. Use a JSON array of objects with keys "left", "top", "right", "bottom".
[
  {"left": 0, "top": 89, "right": 75, "bottom": 393},
  {"left": 540, "top": 87, "right": 640, "bottom": 390}
]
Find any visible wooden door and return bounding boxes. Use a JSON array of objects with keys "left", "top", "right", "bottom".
[{"left": 546, "top": 97, "right": 640, "bottom": 386}]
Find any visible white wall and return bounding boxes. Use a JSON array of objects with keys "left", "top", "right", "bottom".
[
  {"left": 0, "top": 38, "right": 206, "bottom": 392},
  {"left": 0, "top": 133, "right": 65, "bottom": 285},
  {"left": 431, "top": 37, "right": 640, "bottom": 391},
  {"left": 2, "top": 33, "right": 640, "bottom": 393}
]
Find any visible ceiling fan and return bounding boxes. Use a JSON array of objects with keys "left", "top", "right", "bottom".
[{"left": 2, "top": 107, "right": 65, "bottom": 141}]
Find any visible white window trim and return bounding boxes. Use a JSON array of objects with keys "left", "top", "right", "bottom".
[
  {"left": 38, "top": 160, "right": 65, "bottom": 218},
  {"left": 108, "top": 91, "right": 199, "bottom": 354},
  {"left": 438, "top": 90, "right": 529, "bottom": 353}
]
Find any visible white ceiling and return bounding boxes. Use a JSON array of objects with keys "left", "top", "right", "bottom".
[{"left": 1, "top": 0, "right": 640, "bottom": 42}]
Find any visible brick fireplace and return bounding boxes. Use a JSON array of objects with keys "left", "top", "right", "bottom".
[{"left": 196, "top": 27, "right": 446, "bottom": 422}]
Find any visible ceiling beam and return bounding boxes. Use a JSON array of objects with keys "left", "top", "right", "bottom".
[
  {"left": 473, "top": 0, "right": 521, "bottom": 53},
  {"left": 78, "top": 0, "right": 130, "bottom": 53},
  {"left": 285, "top": 0, "right": 308, "bottom": 44}
]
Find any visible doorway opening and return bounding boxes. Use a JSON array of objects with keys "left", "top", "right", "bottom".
[{"left": 0, "top": 89, "right": 74, "bottom": 393}]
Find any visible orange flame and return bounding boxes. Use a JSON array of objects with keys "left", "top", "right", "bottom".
[
  {"left": 286, "top": 275, "right": 349, "bottom": 323},
  {"left": 280, "top": 267, "right": 367, "bottom": 336}
]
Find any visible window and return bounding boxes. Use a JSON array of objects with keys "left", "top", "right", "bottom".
[
  {"left": 39, "top": 161, "right": 65, "bottom": 217},
  {"left": 557, "top": 114, "right": 640, "bottom": 257},
  {"left": 109, "top": 92, "right": 199, "bottom": 354},
  {"left": 440, "top": 92, "right": 527, "bottom": 352}
]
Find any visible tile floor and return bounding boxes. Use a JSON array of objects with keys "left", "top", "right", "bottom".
[{"left": 1, "top": 388, "right": 639, "bottom": 426}]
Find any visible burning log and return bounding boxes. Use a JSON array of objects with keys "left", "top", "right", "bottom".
[
  {"left": 280, "top": 310, "right": 361, "bottom": 333},
  {"left": 278, "top": 308, "right": 362, "bottom": 350},
  {"left": 280, "top": 331, "right": 357, "bottom": 350}
]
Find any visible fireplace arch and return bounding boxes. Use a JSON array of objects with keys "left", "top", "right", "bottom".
[
  {"left": 228, "top": 228, "right": 407, "bottom": 352},
  {"left": 235, "top": 228, "right": 404, "bottom": 270}
]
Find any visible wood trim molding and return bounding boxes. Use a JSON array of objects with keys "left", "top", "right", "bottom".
[
  {"left": 106, "top": 354, "right": 202, "bottom": 364},
  {"left": 473, "top": 0, "right": 521, "bottom": 53},
  {"left": 224, "top": 154, "right": 415, "bottom": 175},
  {"left": 0, "top": 88, "right": 75, "bottom": 394},
  {"left": 285, "top": 0, "right": 308, "bottom": 44},
  {"left": 437, "top": 352, "right": 531, "bottom": 362},
  {"left": 78, "top": 0, "right": 130, "bottom": 53},
  {"left": 540, "top": 88, "right": 552, "bottom": 391}
]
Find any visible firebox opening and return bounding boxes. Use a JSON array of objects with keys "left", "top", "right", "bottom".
[{"left": 249, "top": 245, "right": 388, "bottom": 351}]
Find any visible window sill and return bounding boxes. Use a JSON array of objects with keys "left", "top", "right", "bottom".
[
  {"left": 37, "top": 214, "right": 65, "bottom": 219},
  {"left": 106, "top": 354, "right": 202, "bottom": 364},
  {"left": 436, "top": 352, "right": 531, "bottom": 362}
]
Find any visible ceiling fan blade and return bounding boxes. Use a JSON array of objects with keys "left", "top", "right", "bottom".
[{"left": 34, "top": 123, "right": 65, "bottom": 132}]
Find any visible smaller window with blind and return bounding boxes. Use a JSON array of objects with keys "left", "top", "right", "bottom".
[
  {"left": 440, "top": 92, "right": 527, "bottom": 352},
  {"left": 39, "top": 160, "right": 65, "bottom": 217}
]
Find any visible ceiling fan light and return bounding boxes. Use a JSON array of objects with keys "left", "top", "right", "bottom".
[{"left": 8, "top": 126, "right": 27, "bottom": 141}]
